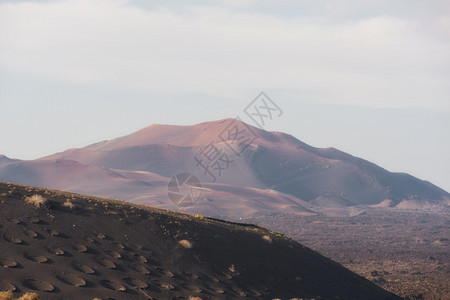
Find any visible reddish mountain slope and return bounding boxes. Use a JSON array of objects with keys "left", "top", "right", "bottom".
[{"left": 41, "top": 118, "right": 449, "bottom": 207}]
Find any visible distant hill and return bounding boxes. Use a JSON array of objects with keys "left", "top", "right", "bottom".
[
  {"left": 0, "top": 182, "right": 401, "bottom": 299},
  {"left": 0, "top": 118, "right": 448, "bottom": 218},
  {"left": 0, "top": 155, "right": 18, "bottom": 166}
]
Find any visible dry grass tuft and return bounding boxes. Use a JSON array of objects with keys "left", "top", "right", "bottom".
[
  {"left": 63, "top": 200, "right": 75, "bottom": 209},
  {"left": 178, "top": 239, "right": 193, "bottom": 249},
  {"left": 262, "top": 235, "right": 272, "bottom": 243},
  {"left": 0, "top": 292, "right": 40, "bottom": 300},
  {"left": 0, "top": 291, "right": 12, "bottom": 300},
  {"left": 18, "top": 293, "right": 40, "bottom": 300},
  {"left": 25, "top": 194, "right": 48, "bottom": 208}
]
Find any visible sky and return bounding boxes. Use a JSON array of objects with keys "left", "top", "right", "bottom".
[{"left": 0, "top": 0, "right": 449, "bottom": 192}]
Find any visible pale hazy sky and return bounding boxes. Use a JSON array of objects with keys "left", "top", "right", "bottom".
[{"left": 0, "top": 0, "right": 449, "bottom": 191}]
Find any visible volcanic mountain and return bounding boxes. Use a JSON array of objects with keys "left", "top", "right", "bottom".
[
  {"left": 0, "top": 118, "right": 448, "bottom": 218},
  {"left": 0, "top": 155, "right": 18, "bottom": 167},
  {"left": 0, "top": 181, "right": 401, "bottom": 299}
]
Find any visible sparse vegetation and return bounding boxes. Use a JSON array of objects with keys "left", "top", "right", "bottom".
[
  {"left": 16, "top": 294, "right": 40, "bottom": 300},
  {"left": 178, "top": 239, "right": 193, "bottom": 249},
  {"left": 0, "top": 292, "right": 12, "bottom": 300},
  {"left": 262, "top": 235, "right": 272, "bottom": 243},
  {"left": 0, "top": 292, "right": 40, "bottom": 300},
  {"left": 63, "top": 199, "right": 75, "bottom": 209},
  {"left": 25, "top": 194, "right": 48, "bottom": 208},
  {"left": 194, "top": 214, "right": 204, "bottom": 219}
]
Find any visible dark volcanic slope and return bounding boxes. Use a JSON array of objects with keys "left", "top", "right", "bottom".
[{"left": 0, "top": 182, "right": 400, "bottom": 300}]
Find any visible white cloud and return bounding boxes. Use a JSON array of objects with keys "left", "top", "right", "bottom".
[{"left": 0, "top": 0, "right": 449, "bottom": 109}]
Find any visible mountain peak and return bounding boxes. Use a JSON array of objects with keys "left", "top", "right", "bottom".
[
  {"left": 24, "top": 119, "right": 450, "bottom": 209},
  {"left": 83, "top": 118, "right": 264, "bottom": 152}
]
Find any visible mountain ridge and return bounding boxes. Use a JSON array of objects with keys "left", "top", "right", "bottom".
[{"left": 0, "top": 118, "right": 448, "bottom": 218}]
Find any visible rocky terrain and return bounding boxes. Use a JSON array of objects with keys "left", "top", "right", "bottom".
[{"left": 245, "top": 208, "right": 449, "bottom": 300}]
